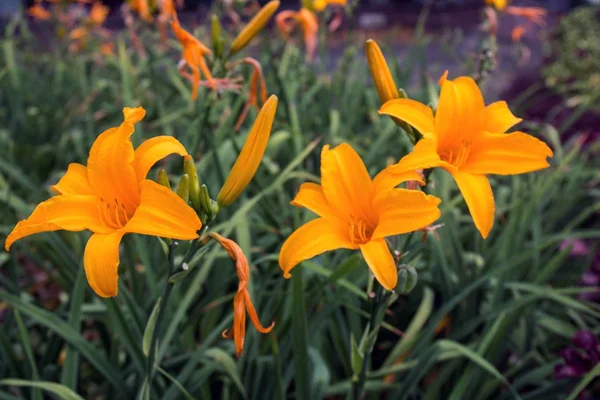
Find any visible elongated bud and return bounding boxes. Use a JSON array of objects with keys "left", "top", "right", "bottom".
[
  {"left": 217, "top": 95, "right": 278, "bottom": 207},
  {"left": 157, "top": 169, "right": 171, "bottom": 189},
  {"left": 366, "top": 39, "right": 400, "bottom": 105},
  {"left": 176, "top": 174, "right": 190, "bottom": 203},
  {"left": 184, "top": 156, "right": 201, "bottom": 211},
  {"left": 229, "top": 0, "right": 280, "bottom": 56},
  {"left": 211, "top": 15, "right": 224, "bottom": 59},
  {"left": 396, "top": 265, "right": 418, "bottom": 294}
]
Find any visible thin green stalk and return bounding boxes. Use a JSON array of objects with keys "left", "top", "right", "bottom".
[
  {"left": 351, "top": 283, "right": 390, "bottom": 400},
  {"left": 146, "top": 242, "right": 177, "bottom": 379}
]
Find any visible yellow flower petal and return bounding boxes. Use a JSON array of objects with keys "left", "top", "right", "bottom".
[
  {"left": 372, "top": 138, "right": 440, "bottom": 193},
  {"left": 218, "top": 95, "right": 278, "bottom": 206},
  {"left": 483, "top": 101, "right": 523, "bottom": 133},
  {"left": 366, "top": 40, "right": 400, "bottom": 105},
  {"left": 5, "top": 195, "right": 112, "bottom": 251},
  {"left": 87, "top": 108, "right": 145, "bottom": 214},
  {"left": 461, "top": 132, "right": 553, "bottom": 175},
  {"left": 51, "top": 163, "right": 94, "bottom": 195},
  {"left": 84, "top": 231, "right": 125, "bottom": 298},
  {"left": 290, "top": 182, "right": 338, "bottom": 220},
  {"left": 451, "top": 171, "right": 495, "bottom": 239},
  {"left": 279, "top": 218, "right": 355, "bottom": 279},
  {"left": 359, "top": 239, "right": 397, "bottom": 290},
  {"left": 371, "top": 189, "right": 441, "bottom": 239},
  {"left": 124, "top": 180, "right": 201, "bottom": 240},
  {"left": 230, "top": 0, "right": 280, "bottom": 55},
  {"left": 321, "top": 143, "right": 376, "bottom": 224},
  {"left": 379, "top": 99, "right": 435, "bottom": 136},
  {"left": 436, "top": 77, "right": 485, "bottom": 149},
  {"left": 132, "top": 136, "right": 189, "bottom": 182}
]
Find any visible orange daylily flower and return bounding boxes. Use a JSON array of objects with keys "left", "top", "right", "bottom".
[
  {"left": 485, "top": 0, "right": 506, "bottom": 11},
  {"left": 275, "top": 8, "right": 318, "bottom": 62},
  {"left": 27, "top": 4, "right": 52, "bottom": 20},
  {"left": 313, "top": 0, "right": 347, "bottom": 12},
  {"left": 377, "top": 72, "right": 553, "bottom": 238},
  {"left": 210, "top": 232, "right": 274, "bottom": 357},
  {"left": 511, "top": 25, "right": 526, "bottom": 42},
  {"left": 158, "top": 0, "right": 177, "bottom": 46},
  {"left": 68, "top": 2, "right": 109, "bottom": 41},
  {"left": 128, "top": 0, "right": 152, "bottom": 22},
  {"left": 171, "top": 12, "right": 216, "bottom": 100},
  {"left": 5, "top": 107, "right": 201, "bottom": 298},
  {"left": 279, "top": 143, "right": 441, "bottom": 290}
]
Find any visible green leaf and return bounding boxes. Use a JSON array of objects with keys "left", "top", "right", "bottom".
[
  {"left": 143, "top": 297, "right": 162, "bottom": 357},
  {"left": 204, "top": 348, "right": 248, "bottom": 399},
  {"left": 0, "top": 379, "right": 85, "bottom": 400}
]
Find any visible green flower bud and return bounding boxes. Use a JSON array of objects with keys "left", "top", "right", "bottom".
[
  {"left": 397, "top": 265, "right": 418, "bottom": 294},
  {"left": 183, "top": 156, "right": 201, "bottom": 212},
  {"left": 176, "top": 174, "right": 190, "bottom": 203},
  {"left": 157, "top": 169, "right": 171, "bottom": 189}
]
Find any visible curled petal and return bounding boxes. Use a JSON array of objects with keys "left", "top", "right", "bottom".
[
  {"left": 244, "top": 290, "right": 274, "bottom": 334},
  {"left": 279, "top": 218, "right": 355, "bottom": 279},
  {"left": 462, "top": 132, "right": 553, "bottom": 175},
  {"left": 124, "top": 180, "right": 201, "bottom": 240},
  {"left": 359, "top": 239, "right": 397, "bottom": 290},
  {"left": 372, "top": 189, "right": 441, "bottom": 239},
  {"left": 5, "top": 195, "right": 112, "bottom": 250},
  {"left": 451, "top": 171, "right": 495, "bottom": 239},
  {"left": 84, "top": 231, "right": 125, "bottom": 298},
  {"left": 132, "top": 136, "right": 189, "bottom": 182},
  {"left": 290, "top": 182, "right": 338, "bottom": 220},
  {"left": 51, "top": 163, "right": 94, "bottom": 195},
  {"left": 483, "top": 101, "right": 523, "bottom": 133},
  {"left": 321, "top": 143, "right": 376, "bottom": 224},
  {"left": 379, "top": 98, "right": 436, "bottom": 137}
]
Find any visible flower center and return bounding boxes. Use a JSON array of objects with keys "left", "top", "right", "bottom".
[
  {"left": 348, "top": 216, "right": 374, "bottom": 246},
  {"left": 98, "top": 198, "right": 133, "bottom": 230},
  {"left": 439, "top": 140, "right": 472, "bottom": 168}
]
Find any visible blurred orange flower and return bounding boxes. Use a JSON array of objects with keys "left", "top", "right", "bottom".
[
  {"left": 275, "top": 8, "right": 319, "bottom": 62},
  {"left": 128, "top": 0, "right": 152, "bottom": 22},
  {"left": 27, "top": 4, "right": 52, "bottom": 20},
  {"left": 210, "top": 232, "right": 274, "bottom": 357},
  {"left": 171, "top": 12, "right": 216, "bottom": 100}
]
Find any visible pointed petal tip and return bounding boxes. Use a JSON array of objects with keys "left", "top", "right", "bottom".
[
  {"left": 439, "top": 70, "right": 449, "bottom": 86},
  {"left": 123, "top": 107, "right": 146, "bottom": 123}
]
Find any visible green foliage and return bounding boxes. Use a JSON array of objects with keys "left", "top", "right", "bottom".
[
  {"left": 543, "top": 5, "right": 600, "bottom": 109},
  {"left": 1, "top": 5, "right": 599, "bottom": 400}
]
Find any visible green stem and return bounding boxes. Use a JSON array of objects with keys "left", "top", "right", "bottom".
[
  {"left": 146, "top": 242, "right": 177, "bottom": 380},
  {"left": 351, "top": 283, "right": 389, "bottom": 400}
]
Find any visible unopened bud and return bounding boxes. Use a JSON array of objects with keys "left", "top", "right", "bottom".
[
  {"left": 396, "top": 265, "right": 418, "bottom": 294},
  {"left": 157, "top": 169, "right": 171, "bottom": 189},
  {"left": 199, "top": 184, "right": 219, "bottom": 221},
  {"left": 229, "top": 1, "right": 280, "bottom": 56},
  {"left": 184, "top": 156, "right": 201, "bottom": 211},
  {"left": 211, "top": 15, "right": 224, "bottom": 59},
  {"left": 176, "top": 174, "right": 189, "bottom": 203}
]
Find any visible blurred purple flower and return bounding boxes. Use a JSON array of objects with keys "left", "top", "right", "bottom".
[
  {"left": 579, "top": 250, "right": 600, "bottom": 303},
  {"left": 561, "top": 239, "right": 590, "bottom": 256},
  {"left": 555, "top": 330, "right": 600, "bottom": 380}
]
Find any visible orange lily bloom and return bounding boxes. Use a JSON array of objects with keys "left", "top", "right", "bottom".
[
  {"left": 377, "top": 73, "right": 553, "bottom": 238},
  {"left": 27, "top": 4, "right": 52, "bottom": 20},
  {"left": 210, "top": 232, "right": 274, "bottom": 357},
  {"left": 505, "top": 6, "right": 546, "bottom": 26},
  {"left": 231, "top": 57, "right": 268, "bottom": 131},
  {"left": 158, "top": 0, "right": 177, "bottom": 46},
  {"left": 313, "top": 0, "right": 347, "bottom": 12},
  {"left": 279, "top": 143, "right": 441, "bottom": 290},
  {"left": 128, "top": 0, "right": 152, "bottom": 22},
  {"left": 171, "top": 13, "right": 216, "bottom": 100},
  {"left": 511, "top": 25, "right": 526, "bottom": 42},
  {"left": 5, "top": 107, "right": 201, "bottom": 298},
  {"left": 485, "top": 0, "right": 506, "bottom": 11},
  {"left": 88, "top": 1, "right": 109, "bottom": 26},
  {"left": 275, "top": 8, "right": 318, "bottom": 62}
]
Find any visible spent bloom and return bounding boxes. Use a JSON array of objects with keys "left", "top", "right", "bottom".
[
  {"left": 171, "top": 12, "right": 216, "bottom": 99},
  {"left": 5, "top": 108, "right": 201, "bottom": 298},
  {"left": 279, "top": 143, "right": 441, "bottom": 290},
  {"left": 377, "top": 72, "right": 553, "bottom": 238},
  {"left": 276, "top": 8, "right": 319, "bottom": 62},
  {"left": 210, "top": 233, "right": 274, "bottom": 357}
]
